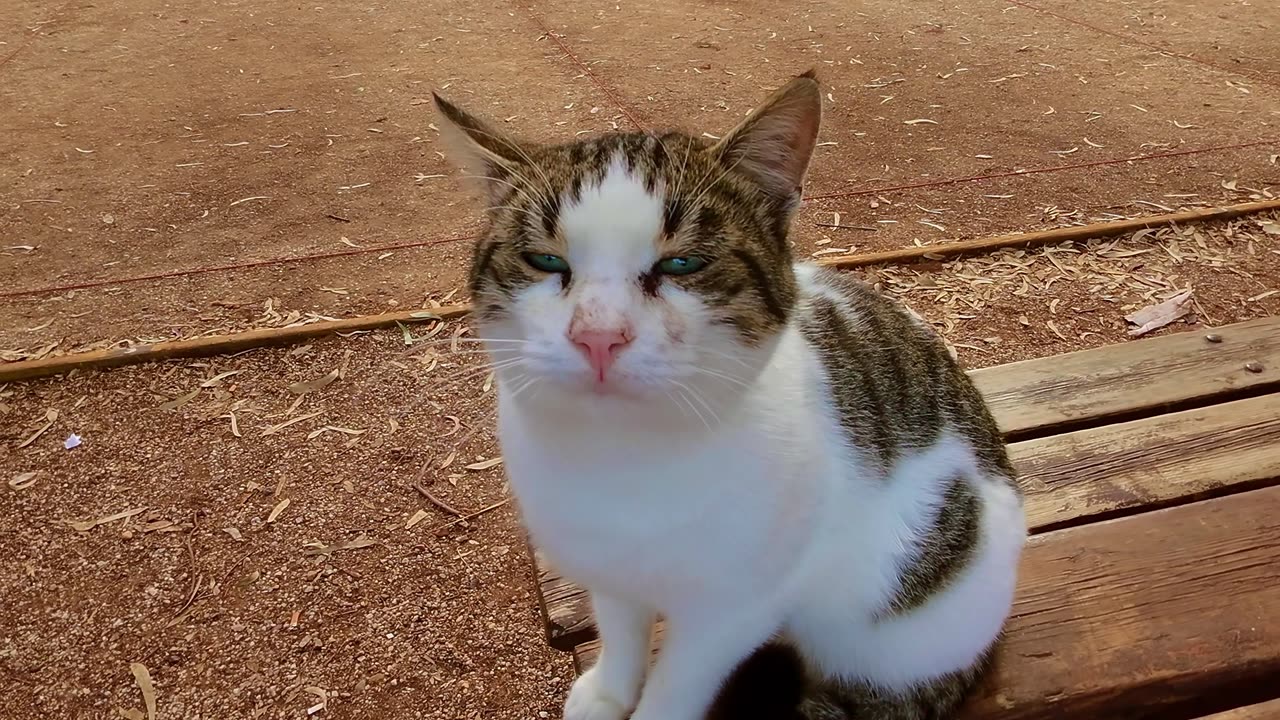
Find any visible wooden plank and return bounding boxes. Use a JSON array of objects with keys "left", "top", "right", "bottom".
[
  {"left": 970, "top": 315, "right": 1279, "bottom": 440},
  {"left": 574, "top": 486, "right": 1280, "bottom": 720},
  {"left": 816, "top": 198, "right": 1280, "bottom": 270},
  {"left": 0, "top": 304, "right": 470, "bottom": 383},
  {"left": 539, "top": 391, "right": 1280, "bottom": 651},
  {"left": 1198, "top": 699, "right": 1280, "bottom": 719}
]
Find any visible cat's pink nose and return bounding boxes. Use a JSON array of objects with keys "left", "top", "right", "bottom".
[{"left": 569, "top": 327, "right": 632, "bottom": 382}]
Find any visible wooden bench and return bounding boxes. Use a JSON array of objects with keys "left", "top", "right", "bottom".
[{"left": 529, "top": 316, "right": 1280, "bottom": 719}]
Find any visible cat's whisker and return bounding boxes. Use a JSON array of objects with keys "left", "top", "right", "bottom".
[
  {"left": 394, "top": 337, "right": 532, "bottom": 358},
  {"left": 671, "top": 383, "right": 715, "bottom": 431},
  {"left": 463, "top": 173, "right": 540, "bottom": 207},
  {"left": 429, "top": 357, "right": 526, "bottom": 387},
  {"left": 688, "top": 149, "right": 750, "bottom": 212},
  {"left": 484, "top": 204, "right": 552, "bottom": 224},
  {"left": 693, "top": 366, "right": 752, "bottom": 390},
  {"left": 677, "top": 381, "right": 722, "bottom": 428},
  {"left": 459, "top": 126, "right": 557, "bottom": 199},
  {"left": 506, "top": 374, "right": 542, "bottom": 404},
  {"left": 696, "top": 346, "right": 754, "bottom": 368},
  {"left": 662, "top": 389, "right": 692, "bottom": 422}
]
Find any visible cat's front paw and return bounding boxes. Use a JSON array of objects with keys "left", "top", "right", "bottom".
[{"left": 565, "top": 667, "right": 632, "bottom": 720}]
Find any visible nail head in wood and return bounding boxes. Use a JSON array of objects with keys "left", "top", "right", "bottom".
[{"left": 1244, "top": 361, "right": 1264, "bottom": 373}]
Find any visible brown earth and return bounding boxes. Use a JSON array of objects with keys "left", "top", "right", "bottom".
[
  {"left": 1, "top": 0, "right": 1278, "bottom": 718},
  {"left": 3, "top": 0, "right": 1277, "bottom": 355}
]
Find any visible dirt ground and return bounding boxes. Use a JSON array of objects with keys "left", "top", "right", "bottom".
[{"left": 1, "top": 0, "right": 1278, "bottom": 717}]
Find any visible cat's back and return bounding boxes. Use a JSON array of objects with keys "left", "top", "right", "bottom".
[{"left": 791, "top": 264, "right": 1013, "bottom": 479}]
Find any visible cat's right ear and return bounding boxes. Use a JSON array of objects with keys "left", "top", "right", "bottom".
[{"left": 432, "top": 92, "right": 531, "bottom": 203}]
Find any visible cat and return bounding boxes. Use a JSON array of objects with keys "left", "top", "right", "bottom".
[{"left": 432, "top": 69, "right": 1026, "bottom": 720}]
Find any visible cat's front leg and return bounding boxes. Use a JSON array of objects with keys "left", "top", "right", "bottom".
[
  {"left": 628, "top": 606, "right": 782, "bottom": 720},
  {"left": 565, "top": 591, "right": 655, "bottom": 720}
]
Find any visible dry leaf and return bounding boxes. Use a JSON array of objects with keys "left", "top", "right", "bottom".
[
  {"left": 1125, "top": 289, "right": 1194, "bottom": 337},
  {"left": 262, "top": 411, "right": 321, "bottom": 436},
  {"left": 159, "top": 389, "right": 200, "bottom": 412},
  {"left": 129, "top": 663, "right": 157, "bottom": 720},
  {"left": 302, "top": 534, "right": 377, "bottom": 556},
  {"left": 1260, "top": 222, "right": 1280, "bottom": 236},
  {"left": 438, "top": 449, "right": 457, "bottom": 470},
  {"left": 405, "top": 509, "right": 429, "bottom": 529},
  {"left": 9, "top": 471, "right": 37, "bottom": 490},
  {"left": 464, "top": 457, "right": 503, "bottom": 471},
  {"left": 69, "top": 507, "right": 147, "bottom": 532},
  {"left": 288, "top": 369, "right": 339, "bottom": 394},
  {"left": 267, "top": 498, "right": 291, "bottom": 523},
  {"left": 17, "top": 409, "right": 58, "bottom": 449},
  {"left": 305, "top": 685, "right": 328, "bottom": 715},
  {"left": 200, "top": 370, "right": 241, "bottom": 388},
  {"left": 223, "top": 527, "right": 244, "bottom": 541}
]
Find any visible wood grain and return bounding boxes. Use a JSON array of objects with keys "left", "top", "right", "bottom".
[
  {"left": 970, "top": 314, "right": 1279, "bottom": 440},
  {"left": 539, "top": 391, "right": 1280, "bottom": 650},
  {"left": 0, "top": 304, "right": 470, "bottom": 383},
  {"left": 575, "top": 487, "right": 1280, "bottom": 720},
  {"left": 816, "top": 199, "right": 1280, "bottom": 270}
]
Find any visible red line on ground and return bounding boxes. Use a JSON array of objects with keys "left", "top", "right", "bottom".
[
  {"left": 510, "top": 1, "right": 648, "bottom": 132},
  {"left": 1003, "top": 0, "right": 1280, "bottom": 90},
  {"left": 9, "top": 140, "right": 1272, "bottom": 301},
  {"left": 1, "top": 234, "right": 477, "bottom": 300},
  {"left": 804, "top": 139, "right": 1280, "bottom": 201}
]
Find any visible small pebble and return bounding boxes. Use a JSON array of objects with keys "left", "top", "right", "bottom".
[
  {"left": 1244, "top": 361, "right": 1264, "bottom": 373},
  {"left": 1204, "top": 333, "right": 1222, "bottom": 343}
]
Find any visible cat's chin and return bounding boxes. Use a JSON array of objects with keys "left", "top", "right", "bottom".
[{"left": 515, "top": 372, "right": 681, "bottom": 407}]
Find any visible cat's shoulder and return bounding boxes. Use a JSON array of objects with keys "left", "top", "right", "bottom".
[{"left": 791, "top": 262, "right": 937, "bottom": 341}]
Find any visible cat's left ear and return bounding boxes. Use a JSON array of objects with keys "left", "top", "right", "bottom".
[
  {"left": 711, "top": 70, "right": 822, "bottom": 206},
  {"left": 433, "top": 92, "right": 533, "bottom": 203}
]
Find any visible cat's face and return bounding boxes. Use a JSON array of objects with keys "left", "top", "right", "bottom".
[{"left": 434, "top": 72, "right": 821, "bottom": 405}]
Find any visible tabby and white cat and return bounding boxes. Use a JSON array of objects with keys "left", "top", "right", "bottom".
[{"left": 432, "top": 71, "right": 1025, "bottom": 720}]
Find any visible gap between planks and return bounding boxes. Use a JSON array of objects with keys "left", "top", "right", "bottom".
[{"left": 4, "top": 200, "right": 1278, "bottom": 384}]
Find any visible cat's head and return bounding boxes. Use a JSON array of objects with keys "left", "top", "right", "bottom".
[{"left": 434, "top": 71, "right": 821, "bottom": 410}]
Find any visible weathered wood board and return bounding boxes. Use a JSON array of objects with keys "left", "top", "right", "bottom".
[{"left": 970, "top": 315, "right": 1278, "bottom": 439}]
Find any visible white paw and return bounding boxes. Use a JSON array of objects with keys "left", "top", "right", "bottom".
[{"left": 565, "top": 667, "right": 631, "bottom": 720}]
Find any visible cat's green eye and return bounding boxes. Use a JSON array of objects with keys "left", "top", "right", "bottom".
[
  {"left": 656, "top": 256, "right": 709, "bottom": 276},
  {"left": 522, "top": 252, "right": 571, "bottom": 274}
]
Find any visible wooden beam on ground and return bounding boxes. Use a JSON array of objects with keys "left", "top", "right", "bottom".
[
  {"left": 4, "top": 202, "right": 1279, "bottom": 386},
  {"left": 574, "top": 486, "right": 1280, "bottom": 720},
  {"left": 815, "top": 198, "right": 1280, "bottom": 269},
  {"left": 537, "top": 389, "right": 1280, "bottom": 651},
  {"left": 0, "top": 304, "right": 471, "bottom": 383}
]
